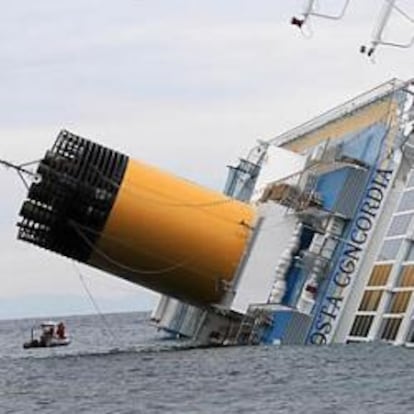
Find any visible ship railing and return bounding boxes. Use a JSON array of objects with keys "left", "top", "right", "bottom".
[{"left": 268, "top": 78, "right": 412, "bottom": 148}]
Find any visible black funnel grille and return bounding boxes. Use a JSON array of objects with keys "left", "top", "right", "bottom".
[{"left": 17, "top": 130, "right": 128, "bottom": 262}]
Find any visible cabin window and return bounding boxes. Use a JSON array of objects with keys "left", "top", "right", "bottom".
[
  {"left": 367, "top": 264, "right": 392, "bottom": 286},
  {"left": 379, "top": 317, "right": 402, "bottom": 341},
  {"left": 387, "top": 213, "right": 413, "bottom": 237},
  {"left": 397, "top": 266, "right": 414, "bottom": 287},
  {"left": 349, "top": 315, "right": 374, "bottom": 337},
  {"left": 405, "top": 320, "right": 414, "bottom": 343},
  {"left": 404, "top": 246, "right": 414, "bottom": 263},
  {"left": 406, "top": 170, "right": 414, "bottom": 189},
  {"left": 378, "top": 239, "right": 403, "bottom": 261},
  {"left": 398, "top": 189, "right": 414, "bottom": 212},
  {"left": 387, "top": 292, "right": 412, "bottom": 314},
  {"left": 358, "top": 290, "right": 384, "bottom": 312}
]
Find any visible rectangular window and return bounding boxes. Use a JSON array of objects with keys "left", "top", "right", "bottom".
[
  {"left": 398, "top": 266, "right": 414, "bottom": 287},
  {"left": 388, "top": 292, "right": 412, "bottom": 313},
  {"left": 368, "top": 264, "right": 392, "bottom": 286},
  {"left": 349, "top": 315, "right": 374, "bottom": 337},
  {"left": 406, "top": 320, "right": 414, "bottom": 343},
  {"left": 405, "top": 247, "right": 414, "bottom": 263},
  {"left": 406, "top": 170, "right": 414, "bottom": 189},
  {"left": 380, "top": 317, "right": 402, "bottom": 341},
  {"left": 378, "top": 239, "right": 403, "bottom": 262},
  {"left": 387, "top": 214, "right": 413, "bottom": 237},
  {"left": 398, "top": 189, "right": 414, "bottom": 212},
  {"left": 358, "top": 290, "right": 384, "bottom": 312}
]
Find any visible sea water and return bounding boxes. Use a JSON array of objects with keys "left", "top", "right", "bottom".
[{"left": 0, "top": 312, "right": 412, "bottom": 413}]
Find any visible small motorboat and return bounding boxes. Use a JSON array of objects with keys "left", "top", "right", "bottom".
[{"left": 23, "top": 321, "right": 71, "bottom": 349}]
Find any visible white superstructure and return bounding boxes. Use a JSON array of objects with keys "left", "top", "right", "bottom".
[{"left": 152, "top": 78, "right": 414, "bottom": 347}]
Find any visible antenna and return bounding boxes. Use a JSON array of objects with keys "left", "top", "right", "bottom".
[
  {"left": 291, "top": 0, "right": 350, "bottom": 29},
  {"left": 291, "top": 0, "right": 414, "bottom": 57},
  {"left": 361, "top": 0, "right": 414, "bottom": 57}
]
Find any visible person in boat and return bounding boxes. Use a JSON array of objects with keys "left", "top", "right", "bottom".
[
  {"left": 56, "top": 322, "right": 66, "bottom": 339},
  {"left": 40, "top": 325, "right": 54, "bottom": 346}
]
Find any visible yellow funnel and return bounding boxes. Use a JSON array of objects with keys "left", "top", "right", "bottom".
[{"left": 18, "top": 131, "right": 255, "bottom": 306}]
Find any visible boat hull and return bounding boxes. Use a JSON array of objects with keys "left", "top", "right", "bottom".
[{"left": 23, "top": 338, "right": 71, "bottom": 349}]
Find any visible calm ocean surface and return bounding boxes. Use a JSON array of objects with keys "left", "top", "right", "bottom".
[{"left": 0, "top": 312, "right": 412, "bottom": 414}]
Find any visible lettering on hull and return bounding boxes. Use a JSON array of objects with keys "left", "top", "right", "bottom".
[{"left": 308, "top": 168, "right": 393, "bottom": 344}]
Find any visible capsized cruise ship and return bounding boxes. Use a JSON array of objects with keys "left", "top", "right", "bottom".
[{"left": 16, "top": 78, "right": 414, "bottom": 347}]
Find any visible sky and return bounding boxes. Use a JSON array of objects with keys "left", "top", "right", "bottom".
[{"left": 0, "top": 0, "right": 413, "bottom": 320}]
